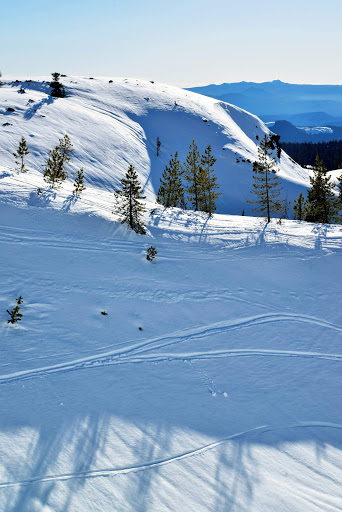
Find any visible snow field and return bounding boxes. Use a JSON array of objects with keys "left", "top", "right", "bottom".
[
  {"left": 0, "top": 77, "right": 341, "bottom": 511},
  {"left": 0, "top": 201, "right": 342, "bottom": 511}
]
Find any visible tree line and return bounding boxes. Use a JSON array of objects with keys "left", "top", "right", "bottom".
[
  {"left": 13, "top": 135, "right": 86, "bottom": 197},
  {"left": 293, "top": 156, "right": 342, "bottom": 223},
  {"left": 11, "top": 128, "right": 342, "bottom": 234},
  {"left": 281, "top": 140, "right": 342, "bottom": 171},
  {"left": 113, "top": 141, "right": 221, "bottom": 235},
  {"left": 156, "top": 140, "right": 220, "bottom": 216},
  {"left": 247, "top": 134, "right": 342, "bottom": 224}
]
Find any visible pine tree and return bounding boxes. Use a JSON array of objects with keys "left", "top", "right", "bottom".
[
  {"left": 43, "top": 135, "right": 73, "bottom": 189},
  {"left": 247, "top": 134, "right": 284, "bottom": 223},
  {"left": 50, "top": 72, "right": 65, "bottom": 98},
  {"left": 13, "top": 137, "right": 29, "bottom": 173},
  {"left": 305, "top": 155, "right": 338, "bottom": 223},
  {"left": 157, "top": 152, "right": 185, "bottom": 208},
  {"left": 43, "top": 148, "right": 65, "bottom": 188},
  {"left": 199, "top": 145, "right": 220, "bottom": 216},
  {"left": 337, "top": 174, "right": 342, "bottom": 223},
  {"left": 293, "top": 192, "right": 306, "bottom": 220},
  {"left": 58, "top": 134, "right": 74, "bottom": 166},
  {"left": 7, "top": 297, "right": 23, "bottom": 324},
  {"left": 183, "top": 140, "right": 202, "bottom": 211},
  {"left": 156, "top": 137, "right": 161, "bottom": 157},
  {"left": 146, "top": 246, "right": 157, "bottom": 261},
  {"left": 114, "top": 165, "right": 146, "bottom": 234},
  {"left": 337, "top": 173, "right": 342, "bottom": 205},
  {"left": 73, "top": 168, "right": 86, "bottom": 197}
]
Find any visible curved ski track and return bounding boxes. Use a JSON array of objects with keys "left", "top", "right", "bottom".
[
  {"left": 1, "top": 312, "right": 342, "bottom": 385},
  {"left": 0, "top": 422, "right": 341, "bottom": 489}
]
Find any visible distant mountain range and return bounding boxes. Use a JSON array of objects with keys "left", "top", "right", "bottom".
[
  {"left": 187, "top": 80, "right": 342, "bottom": 128},
  {"left": 268, "top": 120, "right": 342, "bottom": 143}
]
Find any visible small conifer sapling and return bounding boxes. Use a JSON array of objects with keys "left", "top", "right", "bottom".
[
  {"left": 293, "top": 192, "right": 306, "bottom": 221},
  {"left": 146, "top": 246, "right": 157, "bottom": 261},
  {"left": 13, "top": 137, "right": 29, "bottom": 173},
  {"left": 7, "top": 296, "right": 23, "bottom": 324},
  {"left": 58, "top": 134, "right": 74, "bottom": 165},
  {"left": 43, "top": 147, "right": 65, "bottom": 189},
  {"left": 43, "top": 135, "right": 73, "bottom": 189},
  {"left": 156, "top": 137, "right": 161, "bottom": 156},
  {"left": 73, "top": 168, "right": 86, "bottom": 197}
]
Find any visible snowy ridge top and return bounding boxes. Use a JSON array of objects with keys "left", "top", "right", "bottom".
[{"left": 0, "top": 76, "right": 309, "bottom": 216}]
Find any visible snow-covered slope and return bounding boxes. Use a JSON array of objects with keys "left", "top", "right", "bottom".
[
  {"left": 0, "top": 76, "right": 309, "bottom": 215},
  {"left": 1, "top": 202, "right": 342, "bottom": 511},
  {"left": 1, "top": 77, "right": 342, "bottom": 512}
]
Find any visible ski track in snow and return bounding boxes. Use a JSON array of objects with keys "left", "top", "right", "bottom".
[
  {"left": 1, "top": 312, "right": 341, "bottom": 385},
  {"left": 0, "top": 422, "right": 340, "bottom": 489}
]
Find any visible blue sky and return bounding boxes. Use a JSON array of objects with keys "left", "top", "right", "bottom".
[{"left": 1, "top": 0, "right": 341, "bottom": 85}]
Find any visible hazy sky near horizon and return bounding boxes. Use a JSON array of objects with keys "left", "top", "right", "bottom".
[{"left": 1, "top": 0, "right": 341, "bottom": 86}]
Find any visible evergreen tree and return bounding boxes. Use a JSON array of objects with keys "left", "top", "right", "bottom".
[
  {"left": 50, "top": 72, "right": 65, "bottom": 98},
  {"left": 247, "top": 134, "right": 284, "bottom": 223},
  {"left": 157, "top": 152, "right": 185, "bottom": 208},
  {"left": 337, "top": 174, "right": 342, "bottom": 223},
  {"left": 281, "top": 140, "right": 342, "bottom": 172},
  {"left": 114, "top": 165, "right": 146, "bottom": 234},
  {"left": 183, "top": 140, "right": 202, "bottom": 211},
  {"left": 7, "top": 297, "right": 23, "bottom": 324},
  {"left": 199, "top": 145, "right": 220, "bottom": 216},
  {"left": 305, "top": 155, "right": 338, "bottom": 223},
  {"left": 146, "top": 246, "right": 157, "bottom": 261},
  {"left": 337, "top": 173, "right": 342, "bottom": 205},
  {"left": 58, "top": 134, "right": 74, "bottom": 165},
  {"left": 293, "top": 192, "right": 306, "bottom": 220},
  {"left": 43, "top": 147, "right": 65, "bottom": 189},
  {"left": 73, "top": 168, "right": 86, "bottom": 197},
  {"left": 268, "top": 134, "right": 281, "bottom": 159},
  {"left": 13, "top": 137, "right": 29, "bottom": 173},
  {"left": 0, "top": 71, "right": 2, "bottom": 86},
  {"left": 156, "top": 137, "right": 161, "bottom": 156},
  {"left": 43, "top": 135, "right": 73, "bottom": 189}
]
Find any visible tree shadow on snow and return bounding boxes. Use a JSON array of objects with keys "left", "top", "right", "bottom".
[
  {"left": 62, "top": 195, "right": 77, "bottom": 211},
  {"left": 24, "top": 95, "right": 55, "bottom": 120},
  {"left": 27, "top": 189, "right": 56, "bottom": 207},
  {"left": 0, "top": 359, "right": 341, "bottom": 512},
  {"left": 312, "top": 223, "right": 329, "bottom": 251}
]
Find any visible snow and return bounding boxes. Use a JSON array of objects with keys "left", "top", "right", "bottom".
[
  {"left": 298, "top": 126, "right": 334, "bottom": 135},
  {"left": 0, "top": 76, "right": 310, "bottom": 216},
  {"left": 0, "top": 77, "right": 342, "bottom": 511}
]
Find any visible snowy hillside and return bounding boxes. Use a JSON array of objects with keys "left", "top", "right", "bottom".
[
  {"left": 1, "top": 201, "right": 342, "bottom": 511},
  {"left": 0, "top": 76, "right": 309, "bottom": 215},
  {"left": 1, "top": 76, "right": 342, "bottom": 512}
]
